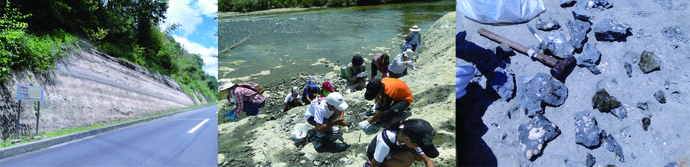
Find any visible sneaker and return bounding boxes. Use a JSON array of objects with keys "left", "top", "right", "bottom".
[
  {"left": 358, "top": 120, "right": 370, "bottom": 129},
  {"left": 316, "top": 131, "right": 325, "bottom": 138},
  {"left": 363, "top": 161, "right": 371, "bottom": 167},
  {"left": 331, "top": 126, "right": 339, "bottom": 134}
]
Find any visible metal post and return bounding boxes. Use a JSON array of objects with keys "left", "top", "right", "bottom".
[
  {"left": 36, "top": 102, "right": 40, "bottom": 136},
  {"left": 16, "top": 101, "right": 20, "bottom": 139}
]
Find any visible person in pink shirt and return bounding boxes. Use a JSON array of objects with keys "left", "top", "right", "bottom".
[{"left": 221, "top": 83, "right": 265, "bottom": 121}]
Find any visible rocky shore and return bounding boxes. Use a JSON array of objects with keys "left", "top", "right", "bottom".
[{"left": 218, "top": 12, "right": 457, "bottom": 167}]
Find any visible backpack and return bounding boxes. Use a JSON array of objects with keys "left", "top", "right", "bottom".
[{"left": 239, "top": 82, "right": 265, "bottom": 94}]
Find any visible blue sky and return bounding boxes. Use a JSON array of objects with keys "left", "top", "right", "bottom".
[{"left": 159, "top": 0, "right": 218, "bottom": 79}]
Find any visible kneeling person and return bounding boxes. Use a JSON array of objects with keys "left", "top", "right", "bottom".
[
  {"left": 359, "top": 78, "right": 413, "bottom": 129},
  {"left": 304, "top": 92, "right": 349, "bottom": 138},
  {"left": 365, "top": 119, "right": 438, "bottom": 167}
]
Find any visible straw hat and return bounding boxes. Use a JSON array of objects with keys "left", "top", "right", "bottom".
[{"left": 410, "top": 25, "right": 421, "bottom": 32}]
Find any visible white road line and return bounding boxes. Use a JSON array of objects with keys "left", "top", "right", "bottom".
[{"left": 187, "top": 119, "right": 209, "bottom": 133}]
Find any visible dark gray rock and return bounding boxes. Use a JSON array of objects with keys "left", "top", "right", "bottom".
[
  {"left": 611, "top": 106, "right": 627, "bottom": 120},
  {"left": 491, "top": 68, "right": 516, "bottom": 101},
  {"left": 639, "top": 51, "right": 660, "bottom": 74},
  {"left": 593, "top": 18, "right": 631, "bottom": 41},
  {"left": 642, "top": 117, "right": 651, "bottom": 131},
  {"left": 592, "top": 89, "right": 621, "bottom": 113},
  {"left": 561, "top": 0, "right": 576, "bottom": 7},
  {"left": 518, "top": 114, "right": 561, "bottom": 161},
  {"left": 577, "top": 43, "right": 602, "bottom": 74},
  {"left": 604, "top": 134, "right": 625, "bottom": 162},
  {"left": 539, "top": 31, "right": 575, "bottom": 59},
  {"left": 572, "top": 8, "right": 591, "bottom": 21},
  {"left": 624, "top": 62, "right": 633, "bottom": 77},
  {"left": 586, "top": 153, "right": 596, "bottom": 167},
  {"left": 665, "top": 161, "right": 679, "bottom": 167},
  {"left": 536, "top": 18, "right": 561, "bottom": 31},
  {"left": 517, "top": 73, "right": 569, "bottom": 117},
  {"left": 655, "top": 90, "right": 666, "bottom": 104},
  {"left": 594, "top": 0, "right": 613, "bottom": 9},
  {"left": 637, "top": 102, "right": 648, "bottom": 110},
  {"left": 566, "top": 19, "right": 592, "bottom": 50},
  {"left": 575, "top": 110, "right": 602, "bottom": 148}
]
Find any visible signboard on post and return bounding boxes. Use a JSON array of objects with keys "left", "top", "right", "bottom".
[
  {"left": 17, "top": 84, "right": 44, "bottom": 102},
  {"left": 15, "top": 84, "right": 45, "bottom": 139}
]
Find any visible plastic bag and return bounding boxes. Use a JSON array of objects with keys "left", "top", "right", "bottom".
[
  {"left": 291, "top": 123, "right": 310, "bottom": 140},
  {"left": 457, "top": 0, "right": 545, "bottom": 24},
  {"left": 456, "top": 65, "right": 475, "bottom": 99}
]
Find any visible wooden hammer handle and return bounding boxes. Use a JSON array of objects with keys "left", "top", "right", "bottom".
[{"left": 477, "top": 28, "right": 558, "bottom": 67}]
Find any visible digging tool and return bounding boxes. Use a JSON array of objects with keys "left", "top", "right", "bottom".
[{"left": 477, "top": 28, "right": 576, "bottom": 79}]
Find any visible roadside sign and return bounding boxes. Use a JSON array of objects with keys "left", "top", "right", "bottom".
[{"left": 16, "top": 84, "right": 43, "bottom": 101}]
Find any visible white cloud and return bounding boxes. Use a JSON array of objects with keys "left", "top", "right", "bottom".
[
  {"left": 161, "top": 0, "right": 203, "bottom": 36},
  {"left": 173, "top": 35, "right": 218, "bottom": 79},
  {"left": 196, "top": 0, "right": 218, "bottom": 17}
]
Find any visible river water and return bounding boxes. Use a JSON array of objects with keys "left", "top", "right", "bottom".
[{"left": 219, "top": 1, "right": 455, "bottom": 85}]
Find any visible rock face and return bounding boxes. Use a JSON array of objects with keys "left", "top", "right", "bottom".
[
  {"left": 518, "top": 114, "right": 561, "bottom": 161},
  {"left": 566, "top": 19, "right": 592, "bottom": 50},
  {"left": 574, "top": 110, "right": 602, "bottom": 148},
  {"left": 586, "top": 153, "right": 596, "bottom": 167},
  {"left": 572, "top": 8, "right": 591, "bottom": 21},
  {"left": 592, "top": 89, "right": 621, "bottom": 113},
  {"left": 639, "top": 51, "right": 660, "bottom": 74},
  {"left": 577, "top": 43, "right": 602, "bottom": 74},
  {"left": 539, "top": 31, "right": 575, "bottom": 59},
  {"left": 593, "top": 18, "right": 631, "bottom": 41},
  {"left": 517, "top": 73, "right": 569, "bottom": 117},
  {"left": 536, "top": 18, "right": 561, "bottom": 31},
  {"left": 603, "top": 134, "right": 624, "bottom": 162},
  {"left": 490, "top": 68, "right": 515, "bottom": 101},
  {"left": 624, "top": 62, "right": 633, "bottom": 77},
  {"left": 655, "top": 90, "right": 666, "bottom": 104},
  {"left": 642, "top": 117, "right": 651, "bottom": 131}
]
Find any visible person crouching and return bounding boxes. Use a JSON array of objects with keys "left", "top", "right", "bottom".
[{"left": 303, "top": 92, "right": 349, "bottom": 138}]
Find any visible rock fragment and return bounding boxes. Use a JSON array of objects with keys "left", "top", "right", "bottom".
[
  {"left": 637, "top": 102, "right": 648, "bottom": 110},
  {"left": 655, "top": 90, "right": 666, "bottom": 104},
  {"left": 642, "top": 117, "right": 651, "bottom": 131},
  {"left": 536, "top": 18, "right": 561, "bottom": 31},
  {"left": 572, "top": 8, "right": 592, "bottom": 21},
  {"left": 664, "top": 79, "right": 670, "bottom": 90},
  {"left": 566, "top": 19, "right": 592, "bottom": 50},
  {"left": 592, "top": 89, "right": 621, "bottom": 113},
  {"left": 539, "top": 31, "right": 575, "bottom": 59},
  {"left": 611, "top": 107, "right": 627, "bottom": 120},
  {"left": 586, "top": 153, "right": 596, "bottom": 167},
  {"left": 624, "top": 62, "right": 633, "bottom": 77},
  {"left": 604, "top": 134, "right": 624, "bottom": 162},
  {"left": 491, "top": 68, "right": 515, "bottom": 101},
  {"left": 560, "top": 0, "right": 577, "bottom": 7},
  {"left": 638, "top": 51, "right": 660, "bottom": 73},
  {"left": 518, "top": 114, "right": 561, "bottom": 161},
  {"left": 517, "top": 73, "right": 569, "bottom": 117},
  {"left": 574, "top": 110, "right": 602, "bottom": 148},
  {"left": 593, "top": 18, "right": 631, "bottom": 41},
  {"left": 576, "top": 43, "right": 602, "bottom": 74},
  {"left": 665, "top": 161, "right": 680, "bottom": 167}
]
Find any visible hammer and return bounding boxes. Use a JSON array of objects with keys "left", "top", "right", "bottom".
[{"left": 477, "top": 28, "right": 576, "bottom": 79}]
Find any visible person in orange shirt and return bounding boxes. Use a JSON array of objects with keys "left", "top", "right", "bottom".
[{"left": 359, "top": 78, "right": 413, "bottom": 129}]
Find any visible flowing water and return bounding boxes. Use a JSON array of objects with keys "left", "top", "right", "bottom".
[{"left": 219, "top": 1, "right": 455, "bottom": 85}]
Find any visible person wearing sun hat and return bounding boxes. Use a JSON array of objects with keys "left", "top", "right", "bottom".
[
  {"left": 363, "top": 119, "right": 438, "bottom": 167},
  {"left": 345, "top": 55, "right": 368, "bottom": 93},
  {"left": 320, "top": 81, "right": 337, "bottom": 97},
  {"left": 302, "top": 79, "right": 321, "bottom": 104},
  {"left": 389, "top": 49, "right": 417, "bottom": 78},
  {"left": 303, "top": 92, "right": 349, "bottom": 138},
  {"left": 283, "top": 86, "right": 303, "bottom": 112},
  {"left": 409, "top": 25, "right": 423, "bottom": 52},
  {"left": 359, "top": 78, "right": 413, "bottom": 129}
]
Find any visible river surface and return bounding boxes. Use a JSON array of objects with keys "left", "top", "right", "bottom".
[{"left": 219, "top": 1, "right": 455, "bottom": 85}]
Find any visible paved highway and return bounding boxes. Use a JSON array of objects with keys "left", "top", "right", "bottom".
[{"left": 0, "top": 105, "right": 218, "bottom": 166}]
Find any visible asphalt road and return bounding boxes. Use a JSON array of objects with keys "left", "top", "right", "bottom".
[{"left": 0, "top": 105, "right": 218, "bottom": 166}]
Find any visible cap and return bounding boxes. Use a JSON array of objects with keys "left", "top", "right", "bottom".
[
  {"left": 381, "top": 54, "right": 390, "bottom": 65},
  {"left": 291, "top": 86, "right": 300, "bottom": 94},
  {"left": 308, "top": 79, "right": 318, "bottom": 88},
  {"left": 402, "top": 119, "right": 439, "bottom": 158},
  {"left": 322, "top": 81, "right": 334, "bottom": 92},
  {"left": 405, "top": 35, "right": 413, "bottom": 42},
  {"left": 404, "top": 49, "right": 414, "bottom": 58},
  {"left": 364, "top": 79, "right": 384, "bottom": 100},
  {"left": 352, "top": 55, "right": 364, "bottom": 66},
  {"left": 326, "top": 92, "right": 348, "bottom": 111}
]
